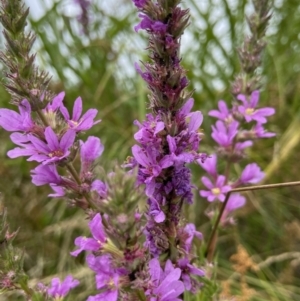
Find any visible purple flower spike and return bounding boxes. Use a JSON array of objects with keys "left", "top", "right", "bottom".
[
  {"left": 146, "top": 258, "right": 184, "bottom": 301},
  {"left": 240, "top": 163, "right": 265, "bottom": 184},
  {"left": 47, "top": 275, "right": 79, "bottom": 298},
  {"left": 237, "top": 91, "right": 275, "bottom": 124},
  {"left": 70, "top": 213, "right": 106, "bottom": 256},
  {"left": 60, "top": 96, "right": 100, "bottom": 132},
  {"left": 0, "top": 99, "right": 34, "bottom": 132},
  {"left": 197, "top": 154, "right": 218, "bottom": 178},
  {"left": 200, "top": 175, "right": 231, "bottom": 202}
]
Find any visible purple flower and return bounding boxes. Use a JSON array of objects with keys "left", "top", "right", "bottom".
[
  {"left": 86, "top": 254, "right": 121, "bottom": 301},
  {"left": 31, "top": 164, "right": 62, "bottom": 186},
  {"left": 134, "top": 14, "right": 167, "bottom": 34},
  {"left": 80, "top": 136, "right": 104, "bottom": 172},
  {"left": 87, "top": 290, "right": 118, "bottom": 301},
  {"left": 237, "top": 90, "right": 275, "bottom": 123},
  {"left": 8, "top": 127, "right": 76, "bottom": 164},
  {"left": 167, "top": 135, "right": 195, "bottom": 164},
  {"left": 91, "top": 180, "right": 107, "bottom": 199},
  {"left": 197, "top": 153, "right": 218, "bottom": 178},
  {"left": 209, "top": 100, "right": 233, "bottom": 123},
  {"left": 177, "top": 258, "right": 204, "bottom": 292},
  {"left": 135, "top": 62, "right": 154, "bottom": 85},
  {"left": 200, "top": 175, "right": 231, "bottom": 202},
  {"left": 49, "top": 184, "right": 65, "bottom": 197},
  {"left": 132, "top": 0, "right": 148, "bottom": 9},
  {"left": 47, "top": 275, "right": 79, "bottom": 298},
  {"left": 70, "top": 213, "right": 106, "bottom": 256},
  {"left": 132, "top": 145, "right": 173, "bottom": 194},
  {"left": 171, "top": 166, "right": 193, "bottom": 204},
  {"left": 60, "top": 96, "right": 100, "bottom": 132},
  {"left": 178, "top": 98, "right": 194, "bottom": 117},
  {"left": 43, "top": 92, "right": 65, "bottom": 113},
  {"left": 239, "top": 163, "right": 264, "bottom": 184},
  {"left": 7, "top": 132, "right": 33, "bottom": 158},
  {"left": 146, "top": 258, "right": 184, "bottom": 301},
  {"left": 253, "top": 123, "right": 276, "bottom": 138},
  {"left": 0, "top": 99, "right": 34, "bottom": 132},
  {"left": 226, "top": 193, "right": 246, "bottom": 212},
  {"left": 211, "top": 120, "right": 239, "bottom": 147},
  {"left": 181, "top": 223, "right": 202, "bottom": 253},
  {"left": 221, "top": 193, "right": 246, "bottom": 225},
  {"left": 134, "top": 113, "right": 164, "bottom": 144},
  {"left": 148, "top": 197, "right": 166, "bottom": 223},
  {"left": 186, "top": 111, "right": 203, "bottom": 133},
  {"left": 86, "top": 254, "right": 112, "bottom": 274}
]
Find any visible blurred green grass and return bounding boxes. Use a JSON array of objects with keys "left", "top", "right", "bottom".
[{"left": 0, "top": 0, "right": 300, "bottom": 300}]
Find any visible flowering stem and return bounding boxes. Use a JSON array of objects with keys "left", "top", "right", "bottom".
[
  {"left": 205, "top": 180, "right": 300, "bottom": 262},
  {"left": 36, "top": 109, "right": 97, "bottom": 210}
]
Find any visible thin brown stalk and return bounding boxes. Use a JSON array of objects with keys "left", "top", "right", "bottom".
[{"left": 205, "top": 181, "right": 300, "bottom": 262}]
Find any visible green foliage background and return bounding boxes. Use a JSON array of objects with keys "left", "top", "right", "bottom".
[{"left": 0, "top": 0, "right": 300, "bottom": 300}]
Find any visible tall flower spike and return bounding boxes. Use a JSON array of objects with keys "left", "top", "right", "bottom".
[
  {"left": 0, "top": 0, "right": 53, "bottom": 109},
  {"left": 132, "top": 3, "right": 205, "bottom": 297}
]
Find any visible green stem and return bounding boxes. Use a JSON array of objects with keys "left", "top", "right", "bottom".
[{"left": 205, "top": 180, "right": 300, "bottom": 262}]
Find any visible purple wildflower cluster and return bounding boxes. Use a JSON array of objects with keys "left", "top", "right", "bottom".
[
  {"left": 198, "top": 90, "right": 275, "bottom": 225},
  {"left": 129, "top": 0, "right": 206, "bottom": 296},
  {"left": 0, "top": 0, "right": 276, "bottom": 299},
  {"left": 69, "top": 213, "right": 204, "bottom": 300},
  {"left": 0, "top": 92, "right": 106, "bottom": 208}
]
